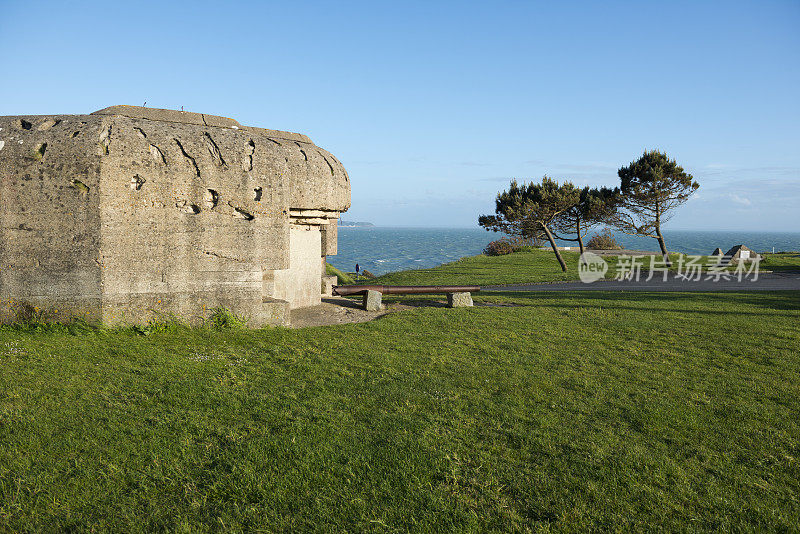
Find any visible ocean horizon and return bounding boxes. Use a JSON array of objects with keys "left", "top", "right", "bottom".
[{"left": 328, "top": 227, "right": 800, "bottom": 276}]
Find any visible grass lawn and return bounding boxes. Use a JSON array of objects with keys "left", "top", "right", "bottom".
[
  {"left": 361, "top": 249, "right": 800, "bottom": 287},
  {"left": 762, "top": 252, "right": 800, "bottom": 273},
  {"left": 1, "top": 291, "right": 799, "bottom": 531},
  {"left": 363, "top": 248, "right": 620, "bottom": 286}
]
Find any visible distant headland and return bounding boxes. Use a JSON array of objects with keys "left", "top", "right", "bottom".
[{"left": 338, "top": 220, "right": 374, "bottom": 228}]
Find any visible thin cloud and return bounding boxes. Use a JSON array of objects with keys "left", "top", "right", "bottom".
[
  {"left": 523, "top": 160, "right": 616, "bottom": 172},
  {"left": 701, "top": 165, "right": 800, "bottom": 178},
  {"left": 458, "top": 161, "right": 494, "bottom": 167},
  {"left": 729, "top": 193, "right": 752, "bottom": 206},
  {"left": 549, "top": 162, "right": 616, "bottom": 172},
  {"left": 478, "top": 176, "right": 516, "bottom": 182},
  {"left": 702, "top": 177, "right": 800, "bottom": 196}
]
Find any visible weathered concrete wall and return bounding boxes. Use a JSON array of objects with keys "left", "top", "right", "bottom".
[
  {"left": 321, "top": 220, "right": 338, "bottom": 256},
  {"left": 0, "top": 114, "right": 104, "bottom": 322},
  {"left": 272, "top": 225, "right": 323, "bottom": 308},
  {"left": 95, "top": 114, "right": 292, "bottom": 325},
  {"left": 0, "top": 106, "right": 350, "bottom": 326}
]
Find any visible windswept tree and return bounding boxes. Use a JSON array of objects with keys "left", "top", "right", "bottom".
[
  {"left": 554, "top": 186, "right": 619, "bottom": 256},
  {"left": 479, "top": 177, "right": 581, "bottom": 272},
  {"left": 477, "top": 191, "right": 546, "bottom": 249},
  {"left": 607, "top": 150, "right": 699, "bottom": 263}
]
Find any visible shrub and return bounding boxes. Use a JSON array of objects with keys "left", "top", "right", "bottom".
[
  {"left": 484, "top": 239, "right": 521, "bottom": 256},
  {"left": 361, "top": 270, "right": 376, "bottom": 279},
  {"left": 207, "top": 307, "right": 248, "bottom": 330},
  {"left": 587, "top": 229, "right": 624, "bottom": 250},
  {"left": 132, "top": 316, "right": 187, "bottom": 335}
]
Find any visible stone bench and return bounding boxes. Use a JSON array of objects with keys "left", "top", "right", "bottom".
[
  {"left": 361, "top": 290, "right": 474, "bottom": 311},
  {"left": 332, "top": 285, "right": 479, "bottom": 311}
]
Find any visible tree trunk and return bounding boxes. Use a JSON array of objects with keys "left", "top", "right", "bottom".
[
  {"left": 654, "top": 202, "right": 671, "bottom": 267},
  {"left": 576, "top": 219, "right": 586, "bottom": 258},
  {"left": 655, "top": 226, "right": 672, "bottom": 267},
  {"left": 542, "top": 224, "right": 567, "bottom": 272}
]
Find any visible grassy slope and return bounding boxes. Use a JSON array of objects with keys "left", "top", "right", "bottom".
[
  {"left": 1, "top": 291, "right": 799, "bottom": 531},
  {"left": 325, "top": 262, "right": 354, "bottom": 285},
  {"left": 364, "top": 249, "right": 800, "bottom": 287}
]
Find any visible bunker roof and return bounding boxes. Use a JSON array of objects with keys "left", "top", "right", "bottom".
[{"left": 91, "top": 105, "right": 313, "bottom": 144}]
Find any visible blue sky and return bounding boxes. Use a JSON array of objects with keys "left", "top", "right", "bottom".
[{"left": 1, "top": 0, "right": 798, "bottom": 230}]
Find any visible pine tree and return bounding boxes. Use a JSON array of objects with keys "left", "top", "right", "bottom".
[
  {"left": 554, "top": 186, "right": 619, "bottom": 257},
  {"left": 479, "top": 177, "right": 582, "bottom": 272},
  {"left": 608, "top": 150, "right": 699, "bottom": 264}
]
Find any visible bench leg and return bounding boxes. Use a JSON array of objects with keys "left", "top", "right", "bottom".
[
  {"left": 362, "top": 290, "right": 383, "bottom": 311},
  {"left": 447, "top": 292, "right": 473, "bottom": 308}
]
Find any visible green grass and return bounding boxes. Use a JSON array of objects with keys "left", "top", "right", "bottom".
[
  {"left": 364, "top": 248, "right": 606, "bottom": 286},
  {"left": 325, "top": 262, "right": 354, "bottom": 285},
  {"left": 363, "top": 248, "right": 677, "bottom": 286},
  {"left": 361, "top": 249, "right": 800, "bottom": 287},
  {"left": 1, "top": 291, "right": 799, "bottom": 531},
  {"left": 761, "top": 252, "right": 800, "bottom": 272}
]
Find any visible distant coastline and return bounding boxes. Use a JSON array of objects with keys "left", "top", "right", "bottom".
[{"left": 338, "top": 220, "right": 375, "bottom": 228}]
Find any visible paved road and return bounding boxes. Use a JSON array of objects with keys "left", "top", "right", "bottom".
[{"left": 483, "top": 272, "right": 800, "bottom": 292}]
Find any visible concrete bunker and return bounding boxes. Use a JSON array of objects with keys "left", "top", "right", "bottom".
[{"left": 0, "top": 105, "right": 350, "bottom": 326}]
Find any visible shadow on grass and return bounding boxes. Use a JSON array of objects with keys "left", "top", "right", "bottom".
[
  {"left": 321, "top": 297, "right": 363, "bottom": 310},
  {"left": 324, "top": 296, "right": 451, "bottom": 309},
  {"left": 477, "top": 291, "right": 800, "bottom": 314},
  {"left": 768, "top": 266, "right": 800, "bottom": 273},
  {"left": 388, "top": 299, "right": 449, "bottom": 308}
]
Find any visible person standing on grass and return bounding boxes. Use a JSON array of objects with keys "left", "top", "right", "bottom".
[{"left": 355, "top": 263, "right": 360, "bottom": 281}]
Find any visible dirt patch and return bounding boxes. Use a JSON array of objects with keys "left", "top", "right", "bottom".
[{"left": 289, "top": 297, "right": 396, "bottom": 328}]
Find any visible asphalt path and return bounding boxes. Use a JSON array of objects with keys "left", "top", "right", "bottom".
[{"left": 483, "top": 272, "right": 800, "bottom": 292}]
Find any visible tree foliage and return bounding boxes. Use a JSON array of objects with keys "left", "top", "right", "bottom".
[
  {"left": 478, "top": 151, "right": 697, "bottom": 273},
  {"left": 554, "top": 186, "right": 619, "bottom": 255},
  {"left": 607, "top": 150, "right": 699, "bottom": 258},
  {"left": 479, "top": 177, "right": 583, "bottom": 271}
]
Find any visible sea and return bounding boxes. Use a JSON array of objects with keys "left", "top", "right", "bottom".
[{"left": 328, "top": 227, "right": 800, "bottom": 276}]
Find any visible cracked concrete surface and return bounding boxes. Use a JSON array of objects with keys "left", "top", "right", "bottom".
[{"left": 0, "top": 106, "right": 350, "bottom": 326}]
